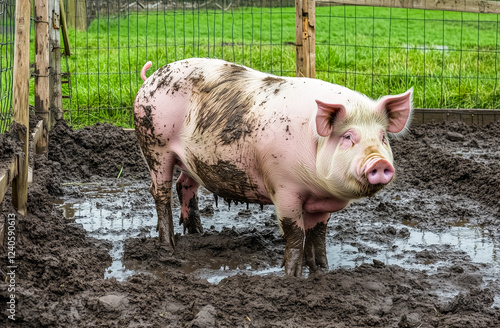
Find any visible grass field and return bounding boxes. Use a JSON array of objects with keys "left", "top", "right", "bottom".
[{"left": 53, "top": 5, "right": 500, "bottom": 127}]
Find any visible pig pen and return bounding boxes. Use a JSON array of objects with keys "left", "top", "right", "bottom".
[{"left": 0, "top": 119, "right": 499, "bottom": 327}]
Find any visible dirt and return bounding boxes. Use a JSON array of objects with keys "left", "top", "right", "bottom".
[
  {"left": 0, "top": 123, "right": 23, "bottom": 174},
  {"left": 1, "top": 119, "right": 500, "bottom": 327}
]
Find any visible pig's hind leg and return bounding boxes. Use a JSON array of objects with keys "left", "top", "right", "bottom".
[
  {"left": 148, "top": 156, "right": 177, "bottom": 249},
  {"left": 134, "top": 104, "right": 177, "bottom": 248},
  {"left": 175, "top": 172, "right": 204, "bottom": 234}
]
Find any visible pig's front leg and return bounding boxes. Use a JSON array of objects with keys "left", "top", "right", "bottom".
[
  {"left": 304, "top": 213, "right": 330, "bottom": 272},
  {"left": 274, "top": 193, "right": 306, "bottom": 276},
  {"left": 280, "top": 217, "right": 305, "bottom": 276}
]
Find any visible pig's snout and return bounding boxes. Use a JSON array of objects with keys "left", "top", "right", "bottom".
[{"left": 365, "top": 158, "right": 394, "bottom": 185}]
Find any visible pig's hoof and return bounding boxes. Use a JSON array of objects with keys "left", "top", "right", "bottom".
[
  {"left": 304, "top": 222, "right": 328, "bottom": 272},
  {"left": 304, "top": 249, "right": 328, "bottom": 273},
  {"left": 158, "top": 227, "right": 175, "bottom": 250},
  {"left": 282, "top": 248, "right": 304, "bottom": 277},
  {"left": 308, "top": 263, "right": 328, "bottom": 275},
  {"left": 184, "top": 212, "right": 204, "bottom": 234}
]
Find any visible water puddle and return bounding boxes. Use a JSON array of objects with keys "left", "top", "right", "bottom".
[
  {"left": 451, "top": 148, "right": 500, "bottom": 166},
  {"left": 326, "top": 221, "right": 499, "bottom": 275},
  {"left": 55, "top": 179, "right": 500, "bottom": 297},
  {"left": 54, "top": 181, "right": 157, "bottom": 280}
]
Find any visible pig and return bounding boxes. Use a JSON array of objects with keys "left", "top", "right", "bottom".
[{"left": 134, "top": 58, "right": 413, "bottom": 276}]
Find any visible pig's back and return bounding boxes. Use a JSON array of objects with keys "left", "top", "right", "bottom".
[{"left": 174, "top": 59, "right": 332, "bottom": 202}]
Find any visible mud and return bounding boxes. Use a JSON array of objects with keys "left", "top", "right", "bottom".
[
  {"left": 1, "top": 119, "right": 500, "bottom": 327},
  {"left": 0, "top": 122, "right": 23, "bottom": 173}
]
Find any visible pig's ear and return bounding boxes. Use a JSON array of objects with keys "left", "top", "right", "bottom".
[
  {"left": 377, "top": 88, "right": 413, "bottom": 133},
  {"left": 315, "top": 100, "right": 346, "bottom": 137}
]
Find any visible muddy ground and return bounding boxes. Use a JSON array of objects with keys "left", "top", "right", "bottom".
[{"left": 1, "top": 119, "right": 499, "bottom": 327}]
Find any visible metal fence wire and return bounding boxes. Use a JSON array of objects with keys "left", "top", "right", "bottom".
[
  {"left": 0, "top": 0, "right": 15, "bottom": 134},
  {"left": 61, "top": 0, "right": 499, "bottom": 128},
  {"left": 63, "top": 0, "right": 297, "bottom": 127},
  {"left": 316, "top": 2, "right": 500, "bottom": 110}
]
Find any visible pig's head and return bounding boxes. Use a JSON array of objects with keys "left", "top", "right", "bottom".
[{"left": 314, "top": 88, "right": 413, "bottom": 199}]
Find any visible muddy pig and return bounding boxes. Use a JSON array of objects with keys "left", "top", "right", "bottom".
[{"left": 134, "top": 58, "right": 413, "bottom": 276}]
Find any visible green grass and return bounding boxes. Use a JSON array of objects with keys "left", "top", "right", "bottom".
[
  {"left": 315, "top": 6, "right": 500, "bottom": 109},
  {"left": 60, "top": 5, "right": 500, "bottom": 128},
  {"left": 0, "top": 22, "right": 15, "bottom": 133}
]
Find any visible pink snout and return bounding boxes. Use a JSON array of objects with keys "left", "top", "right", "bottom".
[{"left": 365, "top": 159, "right": 394, "bottom": 185}]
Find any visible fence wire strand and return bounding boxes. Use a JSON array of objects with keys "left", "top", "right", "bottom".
[
  {"left": 0, "top": 0, "right": 14, "bottom": 133},
  {"left": 56, "top": 0, "right": 500, "bottom": 127}
]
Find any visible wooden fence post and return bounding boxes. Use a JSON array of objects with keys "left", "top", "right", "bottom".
[
  {"left": 295, "top": 0, "right": 316, "bottom": 78},
  {"left": 59, "top": 0, "right": 72, "bottom": 56},
  {"left": 12, "top": 0, "right": 31, "bottom": 216},
  {"left": 67, "top": 0, "right": 87, "bottom": 31},
  {"left": 49, "top": 0, "right": 63, "bottom": 126},
  {"left": 35, "top": 0, "right": 50, "bottom": 153}
]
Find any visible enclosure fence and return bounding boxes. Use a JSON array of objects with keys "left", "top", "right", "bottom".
[
  {"left": 1, "top": 0, "right": 500, "bottom": 239},
  {"left": 0, "top": 0, "right": 15, "bottom": 133},
  {"left": 57, "top": 0, "right": 500, "bottom": 128},
  {"left": 1, "top": 0, "right": 500, "bottom": 131}
]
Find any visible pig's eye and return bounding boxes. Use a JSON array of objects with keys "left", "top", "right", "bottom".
[
  {"left": 340, "top": 131, "right": 355, "bottom": 149},
  {"left": 343, "top": 133, "right": 354, "bottom": 143}
]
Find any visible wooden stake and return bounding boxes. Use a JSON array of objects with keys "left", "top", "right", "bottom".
[
  {"left": 59, "top": 0, "right": 72, "bottom": 56},
  {"left": 49, "top": 0, "right": 63, "bottom": 127},
  {"left": 12, "top": 0, "right": 31, "bottom": 216},
  {"left": 67, "top": 0, "right": 87, "bottom": 31},
  {"left": 295, "top": 0, "right": 316, "bottom": 78},
  {"left": 35, "top": 0, "right": 50, "bottom": 153}
]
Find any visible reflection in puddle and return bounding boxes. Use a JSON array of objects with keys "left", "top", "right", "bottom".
[
  {"left": 55, "top": 181, "right": 157, "bottom": 280},
  {"left": 55, "top": 179, "right": 499, "bottom": 293},
  {"left": 197, "top": 267, "right": 283, "bottom": 284},
  {"left": 326, "top": 221, "right": 499, "bottom": 277}
]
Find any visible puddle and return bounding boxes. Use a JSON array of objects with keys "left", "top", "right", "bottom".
[
  {"left": 55, "top": 179, "right": 500, "bottom": 294},
  {"left": 451, "top": 148, "right": 500, "bottom": 166},
  {"left": 326, "top": 220, "right": 499, "bottom": 276},
  {"left": 54, "top": 181, "right": 158, "bottom": 280}
]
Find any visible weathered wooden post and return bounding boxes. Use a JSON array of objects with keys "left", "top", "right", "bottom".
[
  {"left": 12, "top": 0, "right": 31, "bottom": 215},
  {"left": 59, "top": 0, "right": 72, "bottom": 56},
  {"left": 34, "top": 0, "right": 50, "bottom": 153},
  {"left": 295, "top": 0, "right": 316, "bottom": 78},
  {"left": 49, "top": 0, "right": 63, "bottom": 127},
  {"left": 67, "top": 0, "right": 87, "bottom": 31}
]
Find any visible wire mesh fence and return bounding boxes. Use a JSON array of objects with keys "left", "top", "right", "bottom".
[
  {"left": 61, "top": 0, "right": 500, "bottom": 128},
  {"left": 315, "top": 3, "right": 500, "bottom": 110},
  {"left": 0, "top": 0, "right": 15, "bottom": 133},
  {"left": 63, "top": 0, "right": 297, "bottom": 127}
]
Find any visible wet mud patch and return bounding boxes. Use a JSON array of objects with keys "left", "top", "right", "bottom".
[
  {"left": 124, "top": 227, "right": 283, "bottom": 283},
  {"left": 0, "top": 124, "right": 22, "bottom": 172},
  {"left": 393, "top": 122, "right": 500, "bottom": 210},
  {"left": 410, "top": 122, "right": 500, "bottom": 166},
  {"left": 1, "top": 119, "right": 500, "bottom": 327},
  {"left": 47, "top": 120, "right": 149, "bottom": 182},
  {"left": 54, "top": 177, "right": 500, "bottom": 287},
  {"left": 55, "top": 178, "right": 283, "bottom": 282}
]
